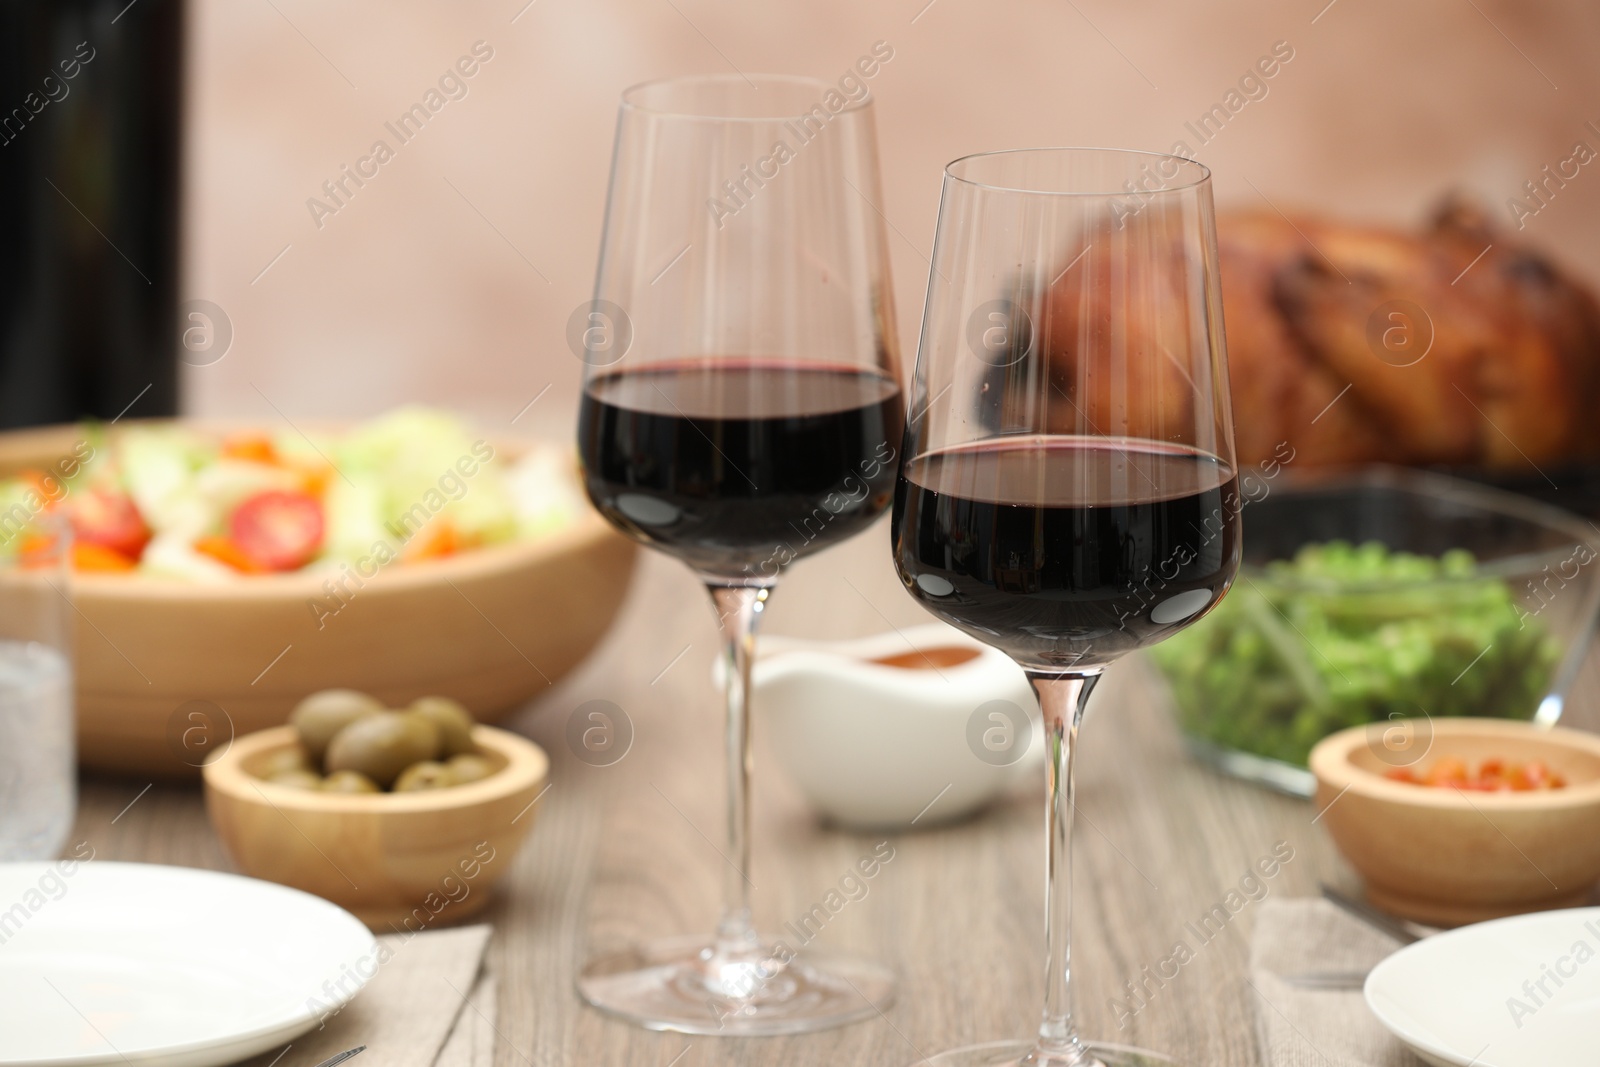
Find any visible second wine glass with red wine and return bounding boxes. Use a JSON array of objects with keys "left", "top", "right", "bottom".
[
  {"left": 574, "top": 74, "right": 902, "bottom": 1034},
  {"left": 891, "top": 148, "right": 1241, "bottom": 1067}
]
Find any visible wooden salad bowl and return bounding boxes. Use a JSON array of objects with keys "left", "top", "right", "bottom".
[{"left": 0, "top": 421, "right": 636, "bottom": 776}]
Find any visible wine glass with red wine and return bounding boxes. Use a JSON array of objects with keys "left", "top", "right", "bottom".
[
  {"left": 574, "top": 75, "right": 902, "bottom": 1034},
  {"left": 890, "top": 148, "right": 1240, "bottom": 1067}
]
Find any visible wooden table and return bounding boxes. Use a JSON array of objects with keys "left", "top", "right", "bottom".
[{"left": 69, "top": 526, "right": 1600, "bottom": 1067}]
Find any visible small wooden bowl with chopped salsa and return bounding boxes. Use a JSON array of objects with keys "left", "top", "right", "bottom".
[{"left": 1310, "top": 718, "right": 1600, "bottom": 926}]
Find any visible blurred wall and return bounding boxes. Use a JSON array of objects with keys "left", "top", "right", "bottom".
[{"left": 183, "top": 0, "right": 1600, "bottom": 436}]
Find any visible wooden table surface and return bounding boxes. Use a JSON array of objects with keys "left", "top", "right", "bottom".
[{"left": 69, "top": 523, "right": 1600, "bottom": 1067}]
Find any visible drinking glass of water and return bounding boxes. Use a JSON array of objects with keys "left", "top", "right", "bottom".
[{"left": 0, "top": 511, "right": 74, "bottom": 860}]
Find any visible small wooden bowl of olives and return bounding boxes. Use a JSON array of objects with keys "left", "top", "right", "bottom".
[{"left": 203, "top": 689, "right": 548, "bottom": 928}]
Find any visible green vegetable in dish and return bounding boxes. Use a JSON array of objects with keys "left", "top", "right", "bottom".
[
  {"left": 407, "top": 696, "right": 476, "bottom": 757},
  {"left": 258, "top": 746, "right": 313, "bottom": 778},
  {"left": 276, "top": 687, "right": 501, "bottom": 794},
  {"left": 324, "top": 710, "right": 441, "bottom": 788},
  {"left": 321, "top": 769, "right": 382, "bottom": 794},
  {"left": 290, "top": 688, "right": 384, "bottom": 762},
  {"left": 266, "top": 768, "right": 323, "bottom": 791},
  {"left": 1150, "top": 541, "right": 1559, "bottom": 768},
  {"left": 393, "top": 761, "right": 457, "bottom": 792},
  {"left": 446, "top": 753, "right": 494, "bottom": 784}
]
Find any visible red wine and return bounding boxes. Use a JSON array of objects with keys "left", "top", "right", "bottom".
[
  {"left": 891, "top": 437, "right": 1239, "bottom": 668},
  {"left": 579, "top": 359, "right": 903, "bottom": 582}
]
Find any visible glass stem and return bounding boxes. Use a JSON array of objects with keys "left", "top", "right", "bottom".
[
  {"left": 1028, "top": 669, "right": 1102, "bottom": 1065},
  {"left": 707, "top": 582, "right": 772, "bottom": 960}
]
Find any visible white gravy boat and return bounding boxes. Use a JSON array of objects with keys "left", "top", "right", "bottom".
[{"left": 750, "top": 623, "right": 1039, "bottom": 830}]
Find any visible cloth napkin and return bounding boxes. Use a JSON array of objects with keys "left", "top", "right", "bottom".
[
  {"left": 235, "top": 924, "right": 495, "bottom": 1067},
  {"left": 1248, "top": 898, "right": 1413, "bottom": 1067}
]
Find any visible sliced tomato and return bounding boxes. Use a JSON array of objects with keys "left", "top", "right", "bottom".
[
  {"left": 70, "top": 487, "right": 151, "bottom": 561},
  {"left": 229, "top": 490, "right": 324, "bottom": 572},
  {"left": 71, "top": 543, "right": 138, "bottom": 572},
  {"left": 195, "top": 535, "right": 266, "bottom": 574}
]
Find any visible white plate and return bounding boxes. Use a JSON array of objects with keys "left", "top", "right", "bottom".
[
  {"left": 0, "top": 861, "right": 377, "bottom": 1066},
  {"left": 1365, "top": 907, "right": 1600, "bottom": 1067}
]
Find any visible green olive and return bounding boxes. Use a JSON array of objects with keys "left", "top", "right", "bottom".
[
  {"left": 259, "top": 746, "right": 312, "bottom": 778},
  {"left": 446, "top": 753, "right": 495, "bottom": 784},
  {"left": 393, "top": 760, "right": 457, "bottom": 792},
  {"left": 291, "top": 689, "right": 384, "bottom": 765},
  {"left": 266, "top": 768, "right": 323, "bottom": 790},
  {"left": 407, "top": 697, "right": 477, "bottom": 757},
  {"left": 398, "top": 709, "right": 446, "bottom": 761},
  {"left": 325, "top": 710, "right": 441, "bottom": 788},
  {"left": 321, "top": 769, "right": 381, "bottom": 794}
]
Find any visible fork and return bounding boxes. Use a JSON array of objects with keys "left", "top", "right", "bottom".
[{"left": 1319, "top": 884, "right": 1433, "bottom": 944}]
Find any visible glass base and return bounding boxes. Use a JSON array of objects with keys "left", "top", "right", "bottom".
[
  {"left": 910, "top": 1039, "right": 1179, "bottom": 1067},
  {"left": 577, "top": 933, "right": 896, "bottom": 1035}
]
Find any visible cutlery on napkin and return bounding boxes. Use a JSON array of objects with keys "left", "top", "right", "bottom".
[
  {"left": 312, "top": 1051, "right": 366, "bottom": 1067},
  {"left": 1248, "top": 898, "right": 1413, "bottom": 1067}
]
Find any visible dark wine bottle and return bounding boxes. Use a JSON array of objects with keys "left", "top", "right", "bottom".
[{"left": 0, "top": 0, "right": 184, "bottom": 428}]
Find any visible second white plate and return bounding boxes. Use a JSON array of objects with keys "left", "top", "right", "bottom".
[
  {"left": 0, "top": 860, "right": 377, "bottom": 1067},
  {"left": 1365, "top": 906, "right": 1600, "bottom": 1067}
]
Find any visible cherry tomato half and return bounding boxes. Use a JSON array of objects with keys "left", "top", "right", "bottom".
[
  {"left": 229, "top": 490, "right": 324, "bottom": 572},
  {"left": 71, "top": 487, "right": 152, "bottom": 561}
]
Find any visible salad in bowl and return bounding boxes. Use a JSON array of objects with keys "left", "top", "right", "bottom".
[
  {"left": 0, "top": 408, "right": 583, "bottom": 581},
  {"left": 0, "top": 409, "right": 635, "bottom": 777}
]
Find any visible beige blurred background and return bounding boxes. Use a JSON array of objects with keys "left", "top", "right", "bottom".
[{"left": 183, "top": 0, "right": 1600, "bottom": 440}]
